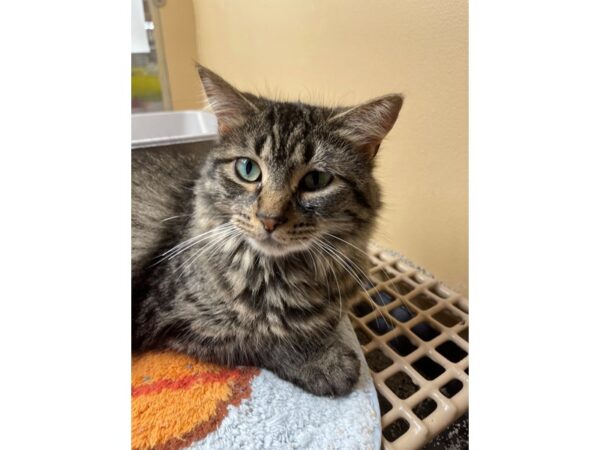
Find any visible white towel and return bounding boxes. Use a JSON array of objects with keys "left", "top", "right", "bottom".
[{"left": 189, "top": 315, "right": 381, "bottom": 450}]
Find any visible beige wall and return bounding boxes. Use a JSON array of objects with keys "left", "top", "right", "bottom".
[
  {"left": 189, "top": 0, "right": 468, "bottom": 295},
  {"left": 153, "top": 0, "right": 203, "bottom": 110}
]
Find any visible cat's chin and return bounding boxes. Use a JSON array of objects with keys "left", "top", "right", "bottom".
[{"left": 246, "top": 236, "right": 312, "bottom": 257}]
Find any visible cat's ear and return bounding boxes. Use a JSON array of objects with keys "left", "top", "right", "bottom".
[
  {"left": 329, "top": 94, "right": 404, "bottom": 159},
  {"left": 197, "top": 64, "right": 259, "bottom": 134}
]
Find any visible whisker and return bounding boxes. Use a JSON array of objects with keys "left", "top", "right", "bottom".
[
  {"left": 159, "top": 224, "right": 230, "bottom": 257},
  {"left": 318, "top": 236, "right": 387, "bottom": 298},
  {"left": 316, "top": 238, "right": 372, "bottom": 288},
  {"left": 166, "top": 226, "right": 235, "bottom": 261},
  {"left": 323, "top": 232, "right": 407, "bottom": 310},
  {"left": 160, "top": 214, "right": 191, "bottom": 223},
  {"left": 312, "top": 241, "right": 352, "bottom": 320},
  {"left": 306, "top": 245, "right": 339, "bottom": 319},
  {"left": 309, "top": 246, "right": 330, "bottom": 301},
  {"left": 151, "top": 223, "right": 234, "bottom": 267},
  {"left": 314, "top": 238, "right": 394, "bottom": 330},
  {"left": 324, "top": 233, "right": 396, "bottom": 284},
  {"left": 174, "top": 229, "right": 239, "bottom": 278}
]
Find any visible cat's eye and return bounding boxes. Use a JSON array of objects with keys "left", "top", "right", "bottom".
[
  {"left": 300, "top": 171, "right": 333, "bottom": 192},
  {"left": 235, "top": 158, "right": 261, "bottom": 182}
]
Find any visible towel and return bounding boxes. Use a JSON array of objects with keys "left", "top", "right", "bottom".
[{"left": 132, "top": 316, "right": 381, "bottom": 450}]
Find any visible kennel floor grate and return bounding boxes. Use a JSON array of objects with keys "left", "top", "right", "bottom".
[{"left": 351, "top": 244, "right": 468, "bottom": 450}]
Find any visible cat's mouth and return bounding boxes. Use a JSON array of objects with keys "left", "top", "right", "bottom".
[{"left": 246, "top": 234, "right": 312, "bottom": 257}]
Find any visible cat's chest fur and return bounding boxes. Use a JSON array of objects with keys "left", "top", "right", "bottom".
[{"left": 173, "top": 243, "right": 345, "bottom": 343}]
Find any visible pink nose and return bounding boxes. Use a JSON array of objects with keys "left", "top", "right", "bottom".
[{"left": 256, "top": 213, "right": 287, "bottom": 233}]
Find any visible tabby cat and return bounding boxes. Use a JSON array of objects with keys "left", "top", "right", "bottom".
[{"left": 132, "top": 66, "right": 403, "bottom": 396}]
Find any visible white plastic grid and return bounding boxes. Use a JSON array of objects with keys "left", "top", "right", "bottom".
[{"left": 350, "top": 244, "right": 469, "bottom": 449}]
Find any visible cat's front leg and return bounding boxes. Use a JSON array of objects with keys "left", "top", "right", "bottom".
[{"left": 263, "top": 337, "right": 361, "bottom": 397}]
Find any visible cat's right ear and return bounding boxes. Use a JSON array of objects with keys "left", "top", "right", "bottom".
[{"left": 196, "top": 64, "right": 259, "bottom": 134}]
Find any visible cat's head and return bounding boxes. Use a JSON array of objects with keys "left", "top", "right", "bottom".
[{"left": 196, "top": 65, "right": 403, "bottom": 257}]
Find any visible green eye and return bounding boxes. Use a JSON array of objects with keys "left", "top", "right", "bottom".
[
  {"left": 235, "top": 158, "right": 261, "bottom": 182},
  {"left": 301, "top": 171, "right": 333, "bottom": 192}
]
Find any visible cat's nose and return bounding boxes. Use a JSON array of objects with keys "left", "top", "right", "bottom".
[{"left": 256, "top": 212, "right": 287, "bottom": 233}]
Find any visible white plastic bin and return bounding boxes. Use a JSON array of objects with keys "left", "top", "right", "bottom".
[{"left": 131, "top": 110, "right": 218, "bottom": 149}]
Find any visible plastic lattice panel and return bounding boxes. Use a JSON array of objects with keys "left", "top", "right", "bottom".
[{"left": 350, "top": 244, "right": 469, "bottom": 450}]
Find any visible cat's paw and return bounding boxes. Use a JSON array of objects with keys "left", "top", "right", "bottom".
[{"left": 295, "top": 343, "right": 361, "bottom": 397}]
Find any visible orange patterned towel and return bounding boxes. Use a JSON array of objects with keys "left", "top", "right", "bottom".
[
  {"left": 131, "top": 318, "right": 380, "bottom": 450},
  {"left": 131, "top": 351, "right": 259, "bottom": 450}
]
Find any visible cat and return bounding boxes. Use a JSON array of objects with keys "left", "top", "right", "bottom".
[{"left": 132, "top": 65, "right": 403, "bottom": 396}]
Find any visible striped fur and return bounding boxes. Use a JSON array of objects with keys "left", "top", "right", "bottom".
[{"left": 132, "top": 66, "right": 402, "bottom": 396}]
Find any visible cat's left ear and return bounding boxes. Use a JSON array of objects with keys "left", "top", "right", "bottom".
[
  {"left": 329, "top": 94, "right": 404, "bottom": 159},
  {"left": 196, "top": 64, "right": 259, "bottom": 134}
]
